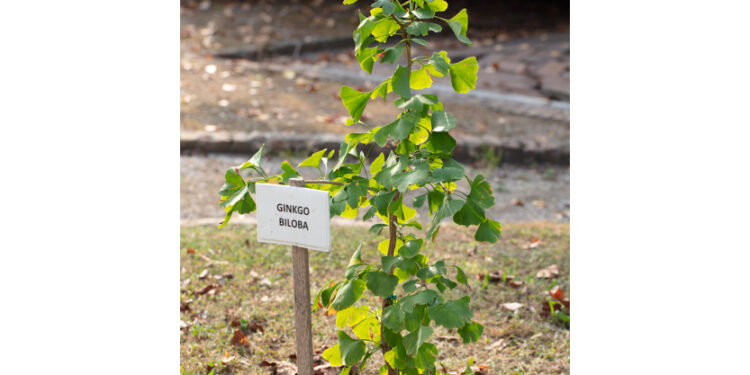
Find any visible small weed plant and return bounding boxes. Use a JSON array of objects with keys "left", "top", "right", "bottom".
[{"left": 217, "top": 1, "right": 501, "bottom": 374}]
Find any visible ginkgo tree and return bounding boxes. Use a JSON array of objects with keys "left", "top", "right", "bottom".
[{"left": 217, "top": 0, "right": 501, "bottom": 374}]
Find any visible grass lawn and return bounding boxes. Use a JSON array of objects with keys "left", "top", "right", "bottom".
[{"left": 180, "top": 222, "right": 569, "bottom": 374}]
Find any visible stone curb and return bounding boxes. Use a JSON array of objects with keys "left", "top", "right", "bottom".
[
  {"left": 215, "top": 36, "right": 355, "bottom": 60},
  {"left": 181, "top": 131, "right": 569, "bottom": 166}
]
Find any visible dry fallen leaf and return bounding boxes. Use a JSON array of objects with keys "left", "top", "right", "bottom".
[
  {"left": 511, "top": 198, "right": 524, "bottom": 206},
  {"left": 536, "top": 264, "right": 560, "bottom": 279},
  {"left": 549, "top": 286, "right": 564, "bottom": 301},
  {"left": 196, "top": 284, "right": 219, "bottom": 296},
  {"left": 230, "top": 329, "right": 250, "bottom": 346},
  {"left": 313, "top": 364, "right": 339, "bottom": 375},
  {"left": 501, "top": 302, "right": 524, "bottom": 311},
  {"left": 523, "top": 237, "right": 542, "bottom": 249},
  {"left": 198, "top": 269, "right": 209, "bottom": 280},
  {"left": 471, "top": 364, "right": 491, "bottom": 375},
  {"left": 508, "top": 280, "right": 524, "bottom": 288},
  {"left": 276, "top": 361, "right": 298, "bottom": 375},
  {"left": 221, "top": 350, "right": 236, "bottom": 365},
  {"left": 531, "top": 200, "right": 547, "bottom": 209},
  {"left": 187, "top": 248, "right": 196, "bottom": 254},
  {"left": 485, "top": 338, "right": 506, "bottom": 352},
  {"left": 480, "top": 271, "right": 514, "bottom": 283}
]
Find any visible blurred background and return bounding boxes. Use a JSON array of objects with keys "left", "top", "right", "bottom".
[{"left": 180, "top": 0, "right": 570, "bottom": 225}]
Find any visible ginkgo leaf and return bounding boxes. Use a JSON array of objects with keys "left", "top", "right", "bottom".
[
  {"left": 404, "top": 324, "right": 432, "bottom": 355},
  {"left": 444, "top": 8, "right": 471, "bottom": 45},
  {"left": 338, "top": 331, "right": 366, "bottom": 366},
  {"left": 340, "top": 86, "right": 372, "bottom": 122},
  {"left": 428, "top": 296, "right": 472, "bottom": 329},
  {"left": 475, "top": 218, "right": 502, "bottom": 243},
  {"left": 448, "top": 57, "right": 478, "bottom": 94},
  {"left": 299, "top": 149, "right": 328, "bottom": 170},
  {"left": 322, "top": 344, "right": 343, "bottom": 366},
  {"left": 392, "top": 65, "right": 411, "bottom": 98},
  {"left": 410, "top": 66, "right": 433, "bottom": 90}
]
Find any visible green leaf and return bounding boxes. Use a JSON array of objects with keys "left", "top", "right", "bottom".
[
  {"left": 376, "top": 158, "right": 430, "bottom": 192},
  {"left": 382, "top": 304, "right": 404, "bottom": 331},
  {"left": 297, "top": 148, "right": 328, "bottom": 169},
  {"left": 331, "top": 279, "right": 366, "bottom": 311},
  {"left": 425, "top": 0, "right": 448, "bottom": 12},
  {"left": 370, "top": 190, "right": 397, "bottom": 216},
  {"left": 411, "top": 37, "right": 429, "bottom": 46},
  {"left": 371, "top": 17, "right": 399, "bottom": 43},
  {"left": 432, "top": 159, "right": 464, "bottom": 182},
  {"left": 428, "top": 52, "right": 450, "bottom": 77},
  {"left": 430, "top": 110, "right": 456, "bottom": 132},
  {"left": 380, "top": 45, "right": 404, "bottom": 64},
  {"left": 448, "top": 57, "right": 478, "bottom": 93},
  {"left": 320, "top": 282, "right": 341, "bottom": 307},
  {"left": 398, "top": 239, "right": 424, "bottom": 259},
  {"left": 444, "top": 8, "right": 471, "bottom": 45},
  {"left": 356, "top": 46, "right": 380, "bottom": 74},
  {"left": 453, "top": 174, "right": 494, "bottom": 225},
  {"left": 403, "top": 324, "right": 433, "bottom": 355},
  {"left": 279, "top": 161, "right": 300, "bottom": 183},
  {"left": 425, "top": 131, "right": 456, "bottom": 153},
  {"left": 402, "top": 279, "right": 418, "bottom": 293},
  {"left": 414, "top": 342, "right": 438, "bottom": 371},
  {"left": 475, "top": 218, "right": 502, "bottom": 243},
  {"left": 370, "top": 153, "right": 385, "bottom": 176},
  {"left": 398, "top": 289, "right": 441, "bottom": 313},
  {"left": 340, "top": 86, "right": 372, "bottom": 122},
  {"left": 392, "top": 65, "right": 411, "bottom": 99},
  {"left": 219, "top": 170, "right": 247, "bottom": 209},
  {"left": 322, "top": 344, "right": 343, "bottom": 367},
  {"left": 366, "top": 271, "right": 399, "bottom": 297},
  {"left": 458, "top": 321, "right": 484, "bottom": 343},
  {"left": 233, "top": 192, "right": 256, "bottom": 214},
  {"left": 455, "top": 266, "right": 468, "bottom": 286},
  {"left": 338, "top": 331, "right": 366, "bottom": 366},
  {"left": 343, "top": 0, "right": 358, "bottom": 4},
  {"left": 362, "top": 206, "right": 377, "bottom": 221},
  {"left": 393, "top": 111, "right": 420, "bottom": 141},
  {"left": 381, "top": 255, "right": 400, "bottom": 274},
  {"left": 369, "top": 223, "right": 387, "bottom": 235},
  {"left": 410, "top": 66, "right": 433, "bottom": 90},
  {"left": 372, "top": 0, "right": 395, "bottom": 15},
  {"left": 406, "top": 21, "right": 441, "bottom": 37},
  {"left": 343, "top": 179, "right": 368, "bottom": 208},
  {"left": 373, "top": 120, "right": 397, "bottom": 146},
  {"left": 427, "top": 189, "right": 444, "bottom": 213},
  {"left": 412, "top": 7, "right": 434, "bottom": 19},
  {"left": 238, "top": 144, "right": 265, "bottom": 171},
  {"left": 347, "top": 243, "right": 364, "bottom": 267},
  {"left": 413, "top": 194, "right": 427, "bottom": 208},
  {"left": 427, "top": 196, "right": 465, "bottom": 239},
  {"left": 428, "top": 296, "right": 473, "bottom": 329}
]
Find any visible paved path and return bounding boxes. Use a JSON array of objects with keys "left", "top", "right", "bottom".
[{"left": 181, "top": 154, "right": 570, "bottom": 224}]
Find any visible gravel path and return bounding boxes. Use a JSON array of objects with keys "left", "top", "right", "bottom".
[{"left": 181, "top": 154, "right": 569, "bottom": 224}]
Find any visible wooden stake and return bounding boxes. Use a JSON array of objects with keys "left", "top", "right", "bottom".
[{"left": 290, "top": 178, "right": 314, "bottom": 375}]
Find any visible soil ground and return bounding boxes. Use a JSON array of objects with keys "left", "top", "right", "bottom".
[{"left": 180, "top": 222, "right": 570, "bottom": 374}]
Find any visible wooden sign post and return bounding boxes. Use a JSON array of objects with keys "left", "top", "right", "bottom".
[
  {"left": 256, "top": 178, "right": 335, "bottom": 375},
  {"left": 290, "top": 178, "right": 314, "bottom": 375}
]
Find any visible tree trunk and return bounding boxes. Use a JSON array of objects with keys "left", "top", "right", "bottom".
[{"left": 381, "top": 191, "right": 400, "bottom": 375}]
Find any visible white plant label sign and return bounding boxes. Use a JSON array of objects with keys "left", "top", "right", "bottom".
[{"left": 256, "top": 183, "right": 331, "bottom": 252}]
